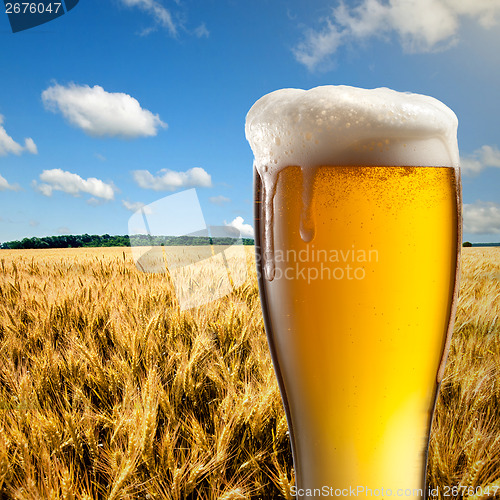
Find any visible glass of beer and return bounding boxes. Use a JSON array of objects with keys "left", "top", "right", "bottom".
[{"left": 246, "top": 86, "right": 461, "bottom": 497}]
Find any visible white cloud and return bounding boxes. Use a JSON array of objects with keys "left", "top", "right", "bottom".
[
  {"left": 388, "top": 0, "right": 459, "bottom": 51},
  {"left": 122, "top": 199, "right": 145, "bottom": 212},
  {"left": 480, "top": 145, "right": 500, "bottom": 167},
  {"left": 460, "top": 158, "right": 483, "bottom": 176},
  {"left": 42, "top": 83, "right": 166, "bottom": 138},
  {"left": 122, "top": 199, "right": 153, "bottom": 214},
  {"left": 209, "top": 195, "right": 231, "bottom": 205},
  {"left": 446, "top": 0, "right": 500, "bottom": 28},
  {"left": 194, "top": 23, "right": 210, "bottom": 38},
  {"left": 293, "top": 19, "right": 343, "bottom": 70},
  {"left": 86, "top": 197, "right": 108, "bottom": 206},
  {"left": 119, "top": 0, "right": 210, "bottom": 39},
  {"left": 132, "top": 167, "right": 212, "bottom": 191},
  {"left": 461, "top": 145, "right": 500, "bottom": 175},
  {"left": 24, "top": 137, "right": 38, "bottom": 155},
  {"left": 463, "top": 201, "right": 500, "bottom": 234},
  {"left": 120, "top": 0, "right": 178, "bottom": 36},
  {"left": 57, "top": 226, "right": 71, "bottom": 234},
  {"left": 32, "top": 181, "right": 53, "bottom": 197},
  {"left": 0, "top": 173, "right": 21, "bottom": 192},
  {"left": 293, "top": 0, "right": 500, "bottom": 70},
  {"left": 225, "top": 216, "right": 254, "bottom": 238},
  {"left": 33, "top": 168, "right": 115, "bottom": 200},
  {"left": 0, "top": 115, "right": 37, "bottom": 157}
]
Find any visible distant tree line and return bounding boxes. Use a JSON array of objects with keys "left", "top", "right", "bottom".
[
  {"left": 1, "top": 234, "right": 255, "bottom": 250},
  {"left": 2, "top": 235, "right": 495, "bottom": 250},
  {"left": 462, "top": 242, "right": 499, "bottom": 248}
]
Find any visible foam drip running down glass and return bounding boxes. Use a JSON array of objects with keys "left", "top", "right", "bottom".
[{"left": 246, "top": 86, "right": 462, "bottom": 498}]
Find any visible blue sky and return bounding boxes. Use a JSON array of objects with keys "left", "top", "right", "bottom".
[{"left": 0, "top": 0, "right": 499, "bottom": 243}]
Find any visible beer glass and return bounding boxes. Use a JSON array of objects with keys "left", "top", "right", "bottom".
[{"left": 246, "top": 86, "right": 461, "bottom": 497}]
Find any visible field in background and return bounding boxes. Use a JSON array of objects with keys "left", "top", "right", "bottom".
[
  {"left": 0, "top": 246, "right": 498, "bottom": 499},
  {"left": 428, "top": 248, "right": 500, "bottom": 497}
]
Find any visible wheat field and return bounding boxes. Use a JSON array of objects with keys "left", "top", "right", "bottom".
[{"left": 0, "top": 246, "right": 498, "bottom": 499}]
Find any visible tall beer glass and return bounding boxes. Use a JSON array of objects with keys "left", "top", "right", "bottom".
[{"left": 246, "top": 86, "right": 461, "bottom": 497}]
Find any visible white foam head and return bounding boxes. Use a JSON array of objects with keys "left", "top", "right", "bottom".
[{"left": 245, "top": 85, "right": 459, "bottom": 173}]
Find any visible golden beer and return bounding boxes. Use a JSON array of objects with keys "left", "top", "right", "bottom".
[
  {"left": 255, "top": 165, "right": 460, "bottom": 493},
  {"left": 247, "top": 85, "right": 461, "bottom": 497}
]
